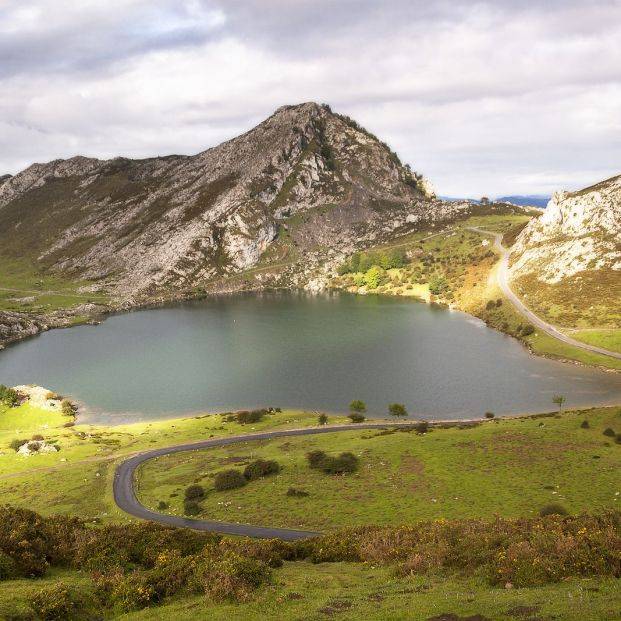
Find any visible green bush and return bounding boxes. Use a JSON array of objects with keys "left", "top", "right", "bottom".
[
  {"left": 321, "top": 452, "right": 359, "bottom": 474},
  {"left": 616, "top": 433, "right": 621, "bottom": 445},
  {"left": 234, "top": 409, "right": 267, "bottom": 424},
  {"left": 485, "top": 412, "right": 495, "bottom": 419},
  {"left": 243, "top": 459, "right": 280, "bottom": 481},
  {"left": 603, "top": 427, "right": 616, "bottom": 438},
  {"left": 184, "top": 485, "right": 205, "bottom": 500},
  {"left": 521, "top": 324, "right": 535, "bottom": 336},
  {"left": 61, "top": 399, "right": 75, "bottom": 417},
  {"left": 414, "top": 421, "right": 429, "bottom": 434},
  {"left": 214, "top": 470, "right": 247, "bottom": 491},
  {"left": 539, "top": 503, "right": 568, "bottom": 517},
  {"left": 364, "top": 265, "right": 386, "bottom": 289},
  {"left": 0, "top": 384, "right": 18, "bottom": 407},
  {"left": 307, "top": 450, "right": 327, "bottom": 469},
  {"left": 318, "top": 413, "right": 328, "bottom": 425},
  {"left": 9, "top": 438, "right": 27, "bottom": 451},
  {"left": 347, "top": 412, "right": 365, "bottom": 423},
  {"left": 0, "top": 550, "right": 17, "bottom": 580},
  {"left": 580, "top": 420, "right": 590, "bottom": 429},
  {"left": 157, "top": 501, "right": 168, "bottom": 511},
  {"left": 28, "top": 582, "right": 85, "bottom": 620},
  {"left": 183, "top": 500, "right": 201, "bottom": 516},
  {"left": 202, "top": 552, "right": 272, "bottom": 602}
]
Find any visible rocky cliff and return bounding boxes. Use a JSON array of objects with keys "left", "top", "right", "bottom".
[
  {"left": 509, "top": 174, "right": 621, "bottom": 327},
  {"left": 510, "top": 174, "right": 621, "bottom": 282}
]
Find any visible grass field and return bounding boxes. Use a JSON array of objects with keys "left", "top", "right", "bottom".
[
  {"left": 134, "top": 406, "right": 621, "bottom": 531},
  {"left": 0, "top": 255, "right": 109, "bottom": 314},
  {"left": 1, "top": 563, "right": 619, "bottom": 621},
  {"left": 570, "top": 330, "right": 621, "bottom": 355},
  {"left": 0, "top": 401, "right": 353, "bottom": 521}
]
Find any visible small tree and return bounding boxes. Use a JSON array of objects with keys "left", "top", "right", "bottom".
[
  {"left": 318, "top": 413, "right": 328, "bottom": 425},
  {"left": 552, "top": 395, "right": 566, "bottom": 414},
  {"left": 184, "top": 484, "right": 205, "bottom": 500},
  {"left": 388, "top": 403, "right": 408, "bottom": 418},
  {"left": 349, "top": 400, "right": 367, "bottom": 414},
  {"left": 214, "top": 470, "right": 247, "bottom": 491},
  {"left": 0, "top": 385, "right": 18, "bottom": 408}
]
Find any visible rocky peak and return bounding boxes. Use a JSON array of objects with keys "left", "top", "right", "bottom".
[{"left": 510, "top": 174, "right": 621, "bottom": 282}]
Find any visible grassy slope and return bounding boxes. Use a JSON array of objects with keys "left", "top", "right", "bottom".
[
  {"left": 135, "top": 407, "right": 621, "bottom": 531},
  {"left": 0, "top": 255, "right": 108, "bottom": 314},
  {"left": 0, "top": 401, "right": 353, "bottom": 520},
  {"left": 2, "top": 564, "right": 619, "bottom": 621},
  {"left": 570, "top": 330, "right": 621, "bottom": 354}
]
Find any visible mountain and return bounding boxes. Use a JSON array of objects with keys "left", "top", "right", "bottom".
[
  {"left": 495, "top": 195, "right": 550, "bottom": 208},
  {"left": 0, "top": 103, "right": 454, "bottom": 301},
  {"left": 509, "top": 174, "right": 621, "bottom": 327}
]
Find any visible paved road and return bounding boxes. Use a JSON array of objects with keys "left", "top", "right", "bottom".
[
  {"left": 469, "top": 227, "right": 621, "bottom": 360},
  {"left": 114, "top": 423, "right": 433, "bottom": 541}
]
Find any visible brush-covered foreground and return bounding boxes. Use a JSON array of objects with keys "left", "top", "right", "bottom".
[{"left": 0, "top": 506, "right": 619, "bottom": 620}]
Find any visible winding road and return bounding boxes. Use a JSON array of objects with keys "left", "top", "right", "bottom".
[
  {"left": 114, "top": 422, "right": 428, "bottom": 541},
  {"left": 468, "top": 227, "right": 621, "bottom": 360}
]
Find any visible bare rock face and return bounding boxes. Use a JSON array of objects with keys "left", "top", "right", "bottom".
[
  {"left": 0, "top": 102, "right": 469, "bottom": 304},
  {"left": 510, "top": 174, "right": 621, "bottom": 282}
]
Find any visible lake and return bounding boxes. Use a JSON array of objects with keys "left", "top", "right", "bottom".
[{"left": 0, "top": 292, "right": 620, "bottom": 424}]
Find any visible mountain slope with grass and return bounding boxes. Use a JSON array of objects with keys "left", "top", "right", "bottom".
[{"left": 509, "top": 175, "right": 621, "bottom": 330}]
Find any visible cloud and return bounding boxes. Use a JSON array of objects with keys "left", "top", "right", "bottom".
[{"left": 1, "top": 0, "right": 620, "bottom": 196}]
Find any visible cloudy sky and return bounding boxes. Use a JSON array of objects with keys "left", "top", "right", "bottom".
[{"left": 1, "top": 0, "right": 620, "bottom": 197}]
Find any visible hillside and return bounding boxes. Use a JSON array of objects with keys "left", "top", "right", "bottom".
[{"left": 509, "top": 175, "right": 621, "bottom": 329}]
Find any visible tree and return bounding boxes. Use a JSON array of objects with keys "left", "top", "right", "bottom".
[
  {"left": 349, "top": 400, "right": 367, "bottom": 414},
  {"left": 0, "top": 385, "right": 18, "bottom": 408},
  {"left": 363, "top": 265, "right": 385, "bottom": 289},
  {"left": 552, "top": 394, "right": 566, "bottom": 414},
  {"left": 318, "top": 413, "right": 328, "bottom": 425},
  {"left": 388, "top": 403, "right": 408, "bottom": 418}
]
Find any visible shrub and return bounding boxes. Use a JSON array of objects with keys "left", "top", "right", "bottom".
[
  {"left": 214, "top": 470, "right": 247, "bottom": 491},
  {"left": 580, "top": 420, "right": 590, "bottom": 429},
  {"left": 521, "top": 324, "right": 535, "bottom": 336},
  {"left": 414, "top": 420, "right": 429, "bottom": 434},
  {"left": 364, "top": 265, "right": 386, "bottom": 289},
  {"left": 388, "top": 403, "right": 408, "bottom": 417},
  {"left": 184, "top": 484, "right": 205, "bottom": 500},
  {"left": 243, "top": 459, "right": 280, "bottom": 482},
  {"left": 61, "top": 399, "right": 75, "bottom": 417},
  {"left": 202, "top": 552, "right": 272, "bottom": 602},
  {"left": 318, "top": 413, "right": 328, "bottom": 425},
  {"left": 108, "top": 572, "right": 157, "bottom": 612},
  {"left": 0, "top": 384, "right": 18, "bottom": 407},
  {"left": 603, "top": 427, "right": 616, "bottom": 438},
  {"left": 539, "top": 503, "right": 568, "bottom": 517},
  {"left": 9, "top": 438, "right": 27, "bottom": 451},
  {"left": 616, "top": 433, "right": 621, "bottom": 445},
  {"left": 157, "top": 501, "right": 168, "bottom": 511},
  {"left": 286, "top": 487, "right": 310, "bottom": 498},
  {"left": 31, "top": 434, "right": 44, "bottom": 441},
  {"left": 307, "top": 450, "right": 327, "bottom": 469},
  {"left": 321, "top": 452, "right": 359, "bottom": 474},
  {"left": 485, "top": 300, "right": 496, "bottom": 310},
  {"left": 0, "top": 550, "right": 17, "bottom": 580},
  {"left": 236, "top": 409, "right": 267, "bottom": 425},
  {"left": 183, "top": 500, "right": 201, "bottom": 516},
  {"left": 28, "top": 582, "right": 85, "bottom": 620},
  {"left": 347, "top": 412, "right": 365, "bottom": 423},
  {"left": 485, "top": 412, "right": 495, "bottom": 419}
]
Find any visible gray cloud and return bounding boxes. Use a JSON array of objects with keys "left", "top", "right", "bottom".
[{"left": 1, "top": 0, "right": 620, "bottom": 196}]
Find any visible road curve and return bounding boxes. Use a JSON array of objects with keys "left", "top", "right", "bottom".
[
  {"left": 469, "top": 227, "right": 621, "bottom": 360},
  {"left": 114, "top": 423, "right": 425, "bottom": 541}
]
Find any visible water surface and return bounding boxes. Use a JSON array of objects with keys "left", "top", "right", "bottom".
[{"left": 0, "top": 292, "right": 619, "bottom": 424}]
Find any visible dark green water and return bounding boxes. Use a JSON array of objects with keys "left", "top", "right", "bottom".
[{"left": 0, "top": 292, "right": 620, "bottom": 424}]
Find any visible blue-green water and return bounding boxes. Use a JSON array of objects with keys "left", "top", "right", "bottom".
[{"left": 0, "top": 292, "right": 619, "bottom": 424}]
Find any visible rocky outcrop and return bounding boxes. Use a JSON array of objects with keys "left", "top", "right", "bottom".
[{"left": 510, "top": 174, "right": 621, "bottom": 283}]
